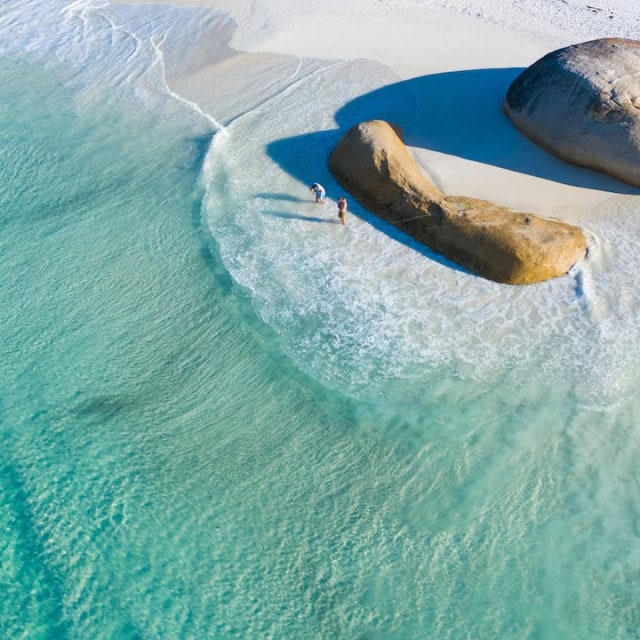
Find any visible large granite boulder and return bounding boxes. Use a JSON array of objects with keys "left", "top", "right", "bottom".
[
  {"left": 329, "top": 120, "right": 586, "bottom": 285},
  {"left": 503, "top": 38, "right": 640, "bottom": 187}
]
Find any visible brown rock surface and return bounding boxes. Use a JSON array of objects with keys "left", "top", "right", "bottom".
[
  {"left": 328, "top": 120, "right": 587, "bottom": 284},
  {"left": 503, "top": 38, "right": 640, "bottom": 187}
]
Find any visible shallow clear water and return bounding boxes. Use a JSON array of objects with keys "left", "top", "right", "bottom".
[{"left": 1, "top": 1, "right": 640, "bottom": 639}]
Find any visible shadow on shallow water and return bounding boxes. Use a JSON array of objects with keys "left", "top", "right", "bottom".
[{"left": 262, "top": 210, "right": 339, "bottom": 224}]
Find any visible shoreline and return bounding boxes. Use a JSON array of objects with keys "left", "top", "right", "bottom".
[{"left": 109, "top": 0, "right": 640, "bottom": 222}]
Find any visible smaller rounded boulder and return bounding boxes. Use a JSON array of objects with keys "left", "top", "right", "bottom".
[{"left": 503, "top": 38, "right": 640, "bottom": 187}]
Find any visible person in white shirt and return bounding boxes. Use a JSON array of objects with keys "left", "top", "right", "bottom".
[{"left": 310, "top": 183, "right": 326, "bottom": 203}]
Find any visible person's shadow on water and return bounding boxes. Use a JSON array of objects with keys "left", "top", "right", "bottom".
[
  {"left": 262, "top": 210, "right": 339, "bottom": 224},
  {"left": 255, "top": 192, "right": 308, "bottom": 203}
]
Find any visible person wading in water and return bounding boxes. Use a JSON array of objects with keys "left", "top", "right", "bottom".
[
  {"left": 310, "top": 183, "right": 326, "bottom": 203},
  {"left": 337, "top": 196, "right": 347, "bottom": 225}
]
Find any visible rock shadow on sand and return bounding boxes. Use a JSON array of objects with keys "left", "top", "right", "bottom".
[{"left": 268, "top": 67, "right": 637, "bottom": 195}]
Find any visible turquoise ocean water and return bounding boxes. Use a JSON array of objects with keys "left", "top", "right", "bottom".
[{"left": 1, "top": 1, "right": 640, "bottom": 638}]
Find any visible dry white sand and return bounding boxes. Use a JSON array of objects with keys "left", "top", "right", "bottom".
[{"left": 110, "top": 0, "right": 640, "bottom": 222}]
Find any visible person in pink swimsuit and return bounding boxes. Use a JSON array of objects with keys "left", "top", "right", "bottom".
[{"left": 337, "top": 196, "right": 347, "bottom": 225}]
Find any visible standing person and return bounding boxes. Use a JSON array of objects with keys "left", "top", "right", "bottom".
[
  {"left": 310, "top": 183, "right": 326, "bottom": 203},
  {"left": 337, "top": 196, "right": 347, "bottom": 225}
]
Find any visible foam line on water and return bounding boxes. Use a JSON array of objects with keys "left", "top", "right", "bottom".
[
  {"left": 223, "top": 59, "right": 349, "bottom": 129},
  {"left": 147, "top": 32, "right": 222, "bottom": 129},
  {"left": 0, "top": 0, "right": 225, "bottom": 134}
]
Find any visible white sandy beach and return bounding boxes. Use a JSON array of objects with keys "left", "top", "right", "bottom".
[{"left": 109, "top": 0, "right": 640, "bottom": 223}]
